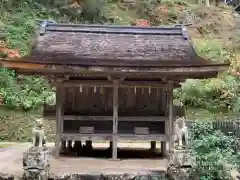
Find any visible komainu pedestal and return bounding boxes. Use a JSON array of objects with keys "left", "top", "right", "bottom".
[
  {"left": 237, "top": 171, "right": 240, "bottom": 180},
  {"left": 167, "top": 148, "right": 193, "bottom": 180},
  {"left": 167, "top": 165, "right": 192, "bottom": 180},
  {"left": 22, "top": 147, "right": 50, "bottom": 180},
  {"left": 169, "top": 148, "right": 192, "bottom": 168}
]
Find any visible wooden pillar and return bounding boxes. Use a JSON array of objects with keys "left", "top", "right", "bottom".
[
  {"left": 67, "top": 140, "right": 73, "bottom": 154},
  {"left": 161, "top": 141, "right": 167, "bottom": 156},
  {"left": 60, "top": 140, "right": 66, "bottom": 153},
  {"left": 150, "top": 141, "right": 156, "bottom": 151},
  {"left": 161, "top": 87, "right": 167, "bottom": 156},
  {"left": 167, "top": 82, "right": 174, "bottom": 153},
  {"left": 112, "top": 80, "right": 119, "bottom": 160},
  {"left": 160, "top": 88, "right": 166, "bottom": 115},
  {"left": 55, "top": 85, "right": 65, "bottom": 158},
  {"left": 86, "top": 140, "right": 93, "bottom": 149}
]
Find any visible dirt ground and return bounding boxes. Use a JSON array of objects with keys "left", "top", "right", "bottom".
[
  {"left": 0, "top": 142, "right": 168, "bottom": 177},
  {"left": 0, "top": 142, "right": 238, "bottom": 179}
]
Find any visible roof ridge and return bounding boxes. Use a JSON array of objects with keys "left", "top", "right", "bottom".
[{"left": 37, "top": 20, "right": 190, "bottom": 40}]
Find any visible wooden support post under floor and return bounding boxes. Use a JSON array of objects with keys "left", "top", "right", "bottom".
[
  {"left": 112, "top": 80, "right": 119, "bottom": 160},
  {"left": 60, "top": 140, "right": 66, "bottom": 154},
  {"left": 150, "top": 141, "right": 156, "bottom": 151},
  {"left": 161, "top": 141, "right": 167, "bottom": 156},
  {"left": 55, "top": 85, "right": 65, "bottom": 158}
]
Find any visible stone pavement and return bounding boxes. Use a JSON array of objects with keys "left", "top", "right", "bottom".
[{"left": 0, "top": 143, "right": 32, "bottom": 176}]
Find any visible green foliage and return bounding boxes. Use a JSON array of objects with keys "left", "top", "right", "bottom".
[
  {"left": 173, "top": 6, "right": 236, "bottom": 114},
  {"left": 0, "top": 0, "right": 237, "bottom": 115},
  {"left": 0, "top": 0, "right": 111, "bottom": 110},
  {"left": 193, "top": 39, "right": 232, "bottom": 63},
  {"left": 190, "top": 121, "right": 235, "bottom": 180},
  {"left": 81, "top": 0, "right": 108, "bottom": 23},
  {"left": 190, "top": 121, "right": 215, "bottom": 139},
  {"left": 132, "top": 0, "right": 189, "bottom": 25},
  {"left": 0, "top": 109, "right": 56, "bottom": 142},
  {"left": 0, "top": 68, "right": 54, "bottom": 110},
  {"left": 174, "top": 74, "right": 240, "bottom": 113},
  {"left": 5, "top": 16, "right": 37, "bottom": 55}
]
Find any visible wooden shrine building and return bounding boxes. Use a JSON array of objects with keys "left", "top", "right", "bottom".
[{"left": 0, "top": 22, "right": 228, "bottom": 160}]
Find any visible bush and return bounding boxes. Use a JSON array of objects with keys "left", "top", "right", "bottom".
[
  {"left": 0, "top": 68, "right": 54, "bottom": 110},
  {"left": 0, "top": 112, "right": 56, "bottom": 142},
  {"left": 174, "top": 37, "right": 237, "bottom": 113},
  {"left": 190, "top": 121, "right": 214, "bottom": 139},
  {"left": 190, "top": 121, "right": 235, "bottom": 180},
  {"left": 174, "top": 74, "right": 240, "bottom": 113},
  {"left": 80, "top": 0, "right": 108, "bottom": 23},
  {"left": 193, "top": 39, "right": 232, "bottom": 63}
]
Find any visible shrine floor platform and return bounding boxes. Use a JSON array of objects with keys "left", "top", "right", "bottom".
[{"left": 0, "top": 142, "right": 168, "bottom": 177}]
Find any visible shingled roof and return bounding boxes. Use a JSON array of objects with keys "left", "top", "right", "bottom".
[
  {"left": 0, "top": 22, "right": 229, "bottom": 79},
  {"left": 22, "top": 22, "right": 216, "bottom": 67}
]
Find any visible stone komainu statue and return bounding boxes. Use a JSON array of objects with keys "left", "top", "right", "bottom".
[
  {"left": 174, "top": 116, "right": 189, "bottom": 148},
  {"left": 32, "top": 118, "right": 46, "bottom": 147}
]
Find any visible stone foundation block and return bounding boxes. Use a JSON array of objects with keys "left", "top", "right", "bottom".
[
  {"left": 22, "top": 147, "right": 50, "bottom": 180},
  {"left": 169, "top": 148, "right": 193, "bottom": 168},
  {"left": 167, "top": 166, "right": 192, "bottom": 180},
  {"left": 237, "top": 171, "right": 240, "bottom": 180}
]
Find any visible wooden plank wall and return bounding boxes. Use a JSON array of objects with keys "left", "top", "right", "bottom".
[{"left": 62, "top": 87, "right": 166, "bottom": 116}]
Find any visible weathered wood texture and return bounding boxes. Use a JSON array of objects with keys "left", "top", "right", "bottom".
[
  {"left": 24, "top": 23, "right": 217, "bottom": 67},
  {"left": 167, "top": 82, "right": 174, "bottom": 152},
  {"left": 2, "top": 61, "right": 227, "bottom": 79},
  {"left": 31, "top": 32, "right": 205, "bottom": 66},
  {"left": 112, "top": 80, "right": 119, "bottom": 159},
  {"left": 63, "top": 120, "right": 165, "bottom": 134},
  {"left": 60, "top": 133, "right": 166, "bottom": 141},
  {"left": 45, "top": 87, "right": 167, "bottom": 116},
  {"left": 0, "top": 23, "right": 228, "bottom": 80},
  {"left": 55, "top": 86, "right": 65, "bottom": 157}
]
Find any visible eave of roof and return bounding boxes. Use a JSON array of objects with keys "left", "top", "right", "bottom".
[{"left": 0, "top": 59, "right": 229, "bottom": 79}]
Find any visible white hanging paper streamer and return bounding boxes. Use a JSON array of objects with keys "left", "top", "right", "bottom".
[
  {"left": 149, "top": 87, "right": 151, "bottom": 94},
  {"left": 134, "top": 86, "right": 137, "bottom": 94},
  {"left": 94, "top": 86, "right": 97, "bottom": 93},
  {"left": 79, "top": 84, "right": 82, "bottom": 92}
]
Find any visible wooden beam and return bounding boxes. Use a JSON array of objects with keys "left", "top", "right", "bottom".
[
  {"left": 63, "top": 116, "right": 167, "bottom": 122},
  {"left": 55, "top": 85, "right": 64, "bottom": 158},
  {"left": 53, "top": 80, "right": 169, "bottom": 88},
  {"left": 60, "top": 133, "right": 166, "bottom": 141},
  {"left": 1, "top": 61, "right": 45, "bottom": 69},
  {"left": 7, "top": 62, "right": 228, "bottom": 75},
  {"left": 112, "top": 80, "right": 119, "bottom": 160}
]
